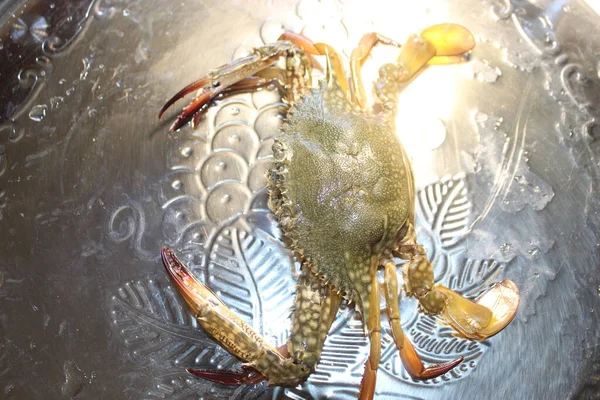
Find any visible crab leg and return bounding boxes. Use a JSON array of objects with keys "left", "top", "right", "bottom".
[
  {"left": 163, "top": 247, "right": 346, "bottom": 387},
  {"left": 372, "top": 24, "right": 475, "bottom": 113},
  {"left": 159, "top": 54, "right": 279, "bottom": 131},
  {"left": 314, "top": 42, "right": 351, "bottom": 98},
  {"left": 396, "top": 224, "right": 520, "bottom": 341},
  {"left": 278, "top": 31, "right": 320, "bottom": 55},
  {"left": 358, "top": 268, "right": 381, "bottom": 400},
  {"left": 194, "top": 263, "right": 343, "bottom": 385},
  {"left": 195, "top": 265, "right": 343, "bottom": 385},
  {"left": 162, "top": 247, "right": 313, "bottom": 386},
  {"left": 383, "top": 261, "right": 463, "bottom": 379},
  {"left": 187, "top": 68, "right": 290, "bottom": 128},
  {"left": 159, "top": 39, "right": 313, "bottom": 131},
  {"left": 350, "top": 33, "right": 401, "bottom": 110},
  {"left": 288, "top": 265, "right": 343, "bottom": 368},
  {"left": 222, "top": 68, "right": 288, "bottom": 95}
]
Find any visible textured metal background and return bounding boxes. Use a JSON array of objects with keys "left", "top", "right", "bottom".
[{"left": 1, "top": 0, "right": 600, "bottom": 399}]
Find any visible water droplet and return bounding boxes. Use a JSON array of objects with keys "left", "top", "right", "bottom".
[
  {"left": 494, "top": 117, "right": 504, "bottom": 130},
  {"left": 180, "top": 147, "right": 192, "bottom": 157},
  {"left": 30, "top": 340, "right": 36, "bottom": 350},
  {"left": 29, "top": 104, "right": 47, "bottom": 121},
  {"left": 229, "top": 134, "right": 241, "bottom": 143},
  {"left": 58, "top": 78, "right": 66, "bottom": 85},
  {"left": 267, "top": 83, "right": 276, "bottom": 91},
  {"left": 500, "top": 243, "right": 512, "bottom": 254},
  {"left": 216, "top": 161, "right": 226, "bottom": 171},
  {"left": 32, "top": 304, "right": 39, "bottom": 312},
  {"left": 88, "top": 109, "right": 97, "bottom": 118},
  {"left": 171, "top": 180, "right": 182, "bottom": 190},
  {"left": 50, "top": 96, "right": 64, "bottom": 109},
  {"left": 134, "top": 42, "right": 151, "bottom": 64},
  {"left": 66, "top": 87, "right": 75, "bottom": 96},
  {"left": 175, "top": 211, "right": 185, "bottom": 220},
  {"left": 529, "top": 248, "right": 540, "bottom": 258},
  {"left": 221, "top": 194, "right": 232, "bottom": 203},
  {"left": 229, "top": 106, "right": 240, "bottom": 115},
  {"left": 35, "top": 56, "right": 51, "bottom": 70}
]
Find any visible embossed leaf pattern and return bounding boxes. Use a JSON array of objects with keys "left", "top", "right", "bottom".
[
  {"left": 107, "top": 279, "right": 225, "bottom": 367},
  {"left": 445, "top": 257, "right": 506, "bottom": 298},
  {"left": 108, "top": 218, "right": 295, "bottom": 396},
  {"left": 417, "top": 175, "right": 472, "bottom": 250},
  {"left": 108, "top": 272, "right": 278, "bottom": 398},
  {"left": 142, "top": 374, "right": 270, "bottom": 400},
  {"left": 206, "top": 222, "right": 296, "bottom": 343}
]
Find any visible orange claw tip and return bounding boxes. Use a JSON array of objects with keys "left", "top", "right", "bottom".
[
  {"left": 167, "top": 90, "right": 215, "bottom": 131},
  {"left": 158, "top": 76, "right": 213, "bottom": 120},
  {"left": 161, "top": 247, "right": 190, "bottom": 282},
  {"left": 160, "top": 246, "right": 175, "bottom": 267},
  {"left": 186, "top": 368, "right": 245, "bottom": 385},
  {"left": 277, "top": 30, "right": 320, "bottom": 55},
  {"left": 411, "top": 356, "right": 464, "bottom": 380}
]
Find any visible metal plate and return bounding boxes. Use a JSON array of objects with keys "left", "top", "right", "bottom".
[{"left": 1, "top": 0, "right": 600, "bottom": 398}]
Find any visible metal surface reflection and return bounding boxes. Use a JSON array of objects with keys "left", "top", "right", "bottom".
[{"left": 0, "top": 0, "right": 599, "bottom": 399}]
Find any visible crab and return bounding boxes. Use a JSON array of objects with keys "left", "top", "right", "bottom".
[{"left": 159, "top": 24, "right": 520, "bottom": 400}]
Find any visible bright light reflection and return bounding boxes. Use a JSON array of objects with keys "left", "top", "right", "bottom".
[{"left": 341, "top": 0, "right": 456, "bottom": 186}]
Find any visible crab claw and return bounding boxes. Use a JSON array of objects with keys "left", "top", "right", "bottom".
[
  {"left": 158, "top": 76, "right": 213, "bottom": 120},
  {"left": 398, "top": 331, "right": 464, "bottom": 380},
  {"left": 420, "top": 23, "right": 475, "bottom": 57},
  {"left": 159, "top": 40, "right": 311, "bottom": 131},
  {"left": 162, "top": 247, "right": 311, "bottom": 388},
  {"left": 436, "top": 280, "right": 520, "bottom": 341},
  {"left": 158, "top": 77, "right": 225, "bottom": 131},
  {"left": 161, "top": 246, "right": 216, "bottom": 311},
  {"left": 187, "top": 365, "right": 267, "bottom": 386}
]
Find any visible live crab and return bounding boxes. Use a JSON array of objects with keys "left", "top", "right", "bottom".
[{"left": 158, "top": 24, "right": 520, "bottom": 400}]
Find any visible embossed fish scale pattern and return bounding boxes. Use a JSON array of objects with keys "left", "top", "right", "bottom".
[{"left": 161, "top": 93, "right": 286, "bottom": 246}]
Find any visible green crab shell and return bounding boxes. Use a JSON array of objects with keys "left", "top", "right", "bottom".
[{"left": 267, "top": 82, "right": 414, "bottom": 319}]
